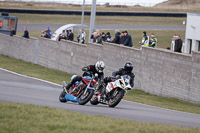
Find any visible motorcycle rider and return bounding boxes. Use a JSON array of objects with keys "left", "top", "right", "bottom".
[
  {"left": 99, "top": 61, "right": 135, "bottom": 95},
  {"left": 65, "top": 61, "right": 105, "bottom": 90},
  {"left": 112, "top": 61, "right": 135, "bottom": 88}
]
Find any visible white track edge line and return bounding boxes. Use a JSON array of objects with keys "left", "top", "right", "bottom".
[{"left": 0, "top": 68, "right": 62, "bottom": 87}]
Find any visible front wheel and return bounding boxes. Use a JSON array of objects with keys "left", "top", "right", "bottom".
[
  {"left": 59, "top": 91, "right": 67, "bottom": 103},
  {"left": 79, "top": 89, "right": 94, "bottom": 105},
  {"left": 108, "top": 89, "right": 124, "bottom": 108},
  {"left": 90, "top": 95, "right": 99, "bottom": 105}
]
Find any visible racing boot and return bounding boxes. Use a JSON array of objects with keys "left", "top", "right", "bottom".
[{"left": 65, "top": 83, "right": 72, "bottom": 91}]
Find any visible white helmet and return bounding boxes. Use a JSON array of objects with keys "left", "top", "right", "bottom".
[
  {"left": 95, "top": 61, "right": 105, "bottom": 73},
  {"left": 70, "top": 75, "right": 77, "bottom": 81}
]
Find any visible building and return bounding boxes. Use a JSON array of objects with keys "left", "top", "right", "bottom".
[{"left": 184, "top": 13, "right": 200, "bottom": 54}]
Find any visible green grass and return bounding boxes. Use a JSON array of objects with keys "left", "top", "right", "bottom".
[
  {"left": 124, "top": 90, "right": 200, "bottom": 114},
  {"left": 0, "top": 54, "right": 72, "bottom": 84},
  {"left": 11, "top": 13, "right": 186, "bottom": 26},
  {"left": 0, "top": 54, "right": 200, "bottom": 115},
  {"left": 17, "top": 30, "right": 185, "bottom": 49},
  {"left": 0, "top": 102, "right": 200, "bottom": 133}
]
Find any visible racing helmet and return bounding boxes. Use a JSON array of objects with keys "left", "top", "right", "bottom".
[
  {"left": 95, "top": 61, "right": 105, "bottom": 73},
  {"left": 124, "top": 61, "right": 133, "bottom": 72},
  {"left": 70, "top": 75, "right": 77, "bottom": 81}
]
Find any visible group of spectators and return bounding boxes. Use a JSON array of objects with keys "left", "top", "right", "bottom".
[
  {"left": 41, "top": 27, "right": 52, "bottom": 39},
  {"left": 21, "top": 27, "right": 52, "bottom": 39},
  {"left": 140, "top": 31, "right": 157, "bottom": 48},
  {"left": 91, "top": 29, "right": 133, "bottom": 47},
  {"left": 58, "top": 29, "right": 74, "bottom": 41},
  {"left": 91, "top": 29, "right": 159, "bottom": 48},
  {"left": 21, "top": 27, "right": 183, "bottom": 53}
]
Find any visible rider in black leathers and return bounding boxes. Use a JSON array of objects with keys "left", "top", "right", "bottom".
[
  {"left": 112, "top": 61, "right": 135, "bottom": 88},
  {"left": 99, "top": 61, "right": 135, "bottom": 95}
]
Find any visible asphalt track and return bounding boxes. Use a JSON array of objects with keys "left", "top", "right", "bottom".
[
  {"left": 17, "top": 23, "right": 185, "bottom": 32},
  {"left": 0, "top": 68, "right": 200, "bottom": 128}
]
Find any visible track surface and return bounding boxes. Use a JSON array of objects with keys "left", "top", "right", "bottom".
[
  {"left": 17, "top": 24, "right": 185, "bottom": 32},
  {"left": 0, "top": 68, "right": 200, "bottom": 128}
]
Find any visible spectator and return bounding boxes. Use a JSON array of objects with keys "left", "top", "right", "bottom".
[
  {"left": 174, "top": 34, "right": 182, "bottom": 53},
  {"left": 67, "top": 29, "right": 74, "bottom": 41},
  {"left": 120, "top": 31, "right": 125, "bottom": 44},
  {"left": 140, "top": 31, "right": 149, "bottom": 46},
  {"left": 112, "top": 29, "right": 121, "bottom": 44},
  {"left": 95, "top": 29, "right": 103, "bottom": 44},
  {"left": 122, "top": 31, "right": 133, "bottom": 47},
  {"left": 149, "top": 33, "right": 157, "bottom": 48},
  {"left": 47, "top": 27, "right": 52, "bottom": 38},
  {"left": 106, "top": 32, "right": 113, "bottom": 42},
  {"left": 77, "top": 29, "right": 86, "bottom": 44},
  {"left": 41, "top": 27, "right": 51, "bottom": 39},
  {"left": 22, "top": 28, "right": 29, "bottom": 39},
  {"left": 58, "top": 30, "right": 67, "bottom": 41},
  {"left": 102, "top": 32, "right": 107, "bottom": 42}
]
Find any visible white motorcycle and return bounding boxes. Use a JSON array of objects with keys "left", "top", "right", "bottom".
[{"left": 90, "top": 75, "right": 132, "bottom": 108}]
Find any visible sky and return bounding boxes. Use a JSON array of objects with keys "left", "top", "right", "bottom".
[{"left": 10, "top": 0, "right": 168, "bottom": 7}]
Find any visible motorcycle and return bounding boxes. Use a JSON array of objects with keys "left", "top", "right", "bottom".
[
  {"left": 90, "top": 75, "right": 132, "bottom": 108},
  {"left": 59, "top": 74, "right": 98, "bottom": 105}
]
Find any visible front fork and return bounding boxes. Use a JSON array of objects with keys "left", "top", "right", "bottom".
[
  {"left": 62, "top": 81, "right": 69, "bottom": 94},
  {"left": 83, "top": 78, "right": 94, "bottom": 95}
]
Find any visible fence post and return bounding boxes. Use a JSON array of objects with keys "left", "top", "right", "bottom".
[{"left": 34, "top": 39, "right": 39, "bottom": 64}]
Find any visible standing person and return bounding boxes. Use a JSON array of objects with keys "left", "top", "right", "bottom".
[
  {"left": 77, "top": 29, "right": 86, "bottom": 44},
  {"left": 95, "top": 29, "right": 103, "bottom": 44},
  {"left": 140, "top": 31, "right": 149, "bottom": 46},
  {"left": 106, "top": 32, "right": 113, "bottom": 42},
  {"left": 112, "top": 29, "right": 121, "bottom": 44},
  {"left": 22, "top": 28, "right": 29, "bottom": 39},
  {"left": 101, "top": 32, "right": 107, "bottom": 42},
  {"left": 58, "top": 30, "right": 67, "bottom": 41},
  {"left": 122, "top": 31, "right": 133, "bottom": 47},
  {"left": 149, "top": 33, "right": 157, "bottom": 48},
  {"left": 174, "top": 34, "right": 182, "bottom": 53},
  {"left": 47, "top": 27, "right": 52, "bottom": 38},
  {"left": 120, "top": 31, "right": 125, "bottom": 45},
  {"left": 67, "top": 29, "right": 74, "bottom": 41}
]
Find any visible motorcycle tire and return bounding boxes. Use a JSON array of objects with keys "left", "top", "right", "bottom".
[
  {"left": 108, "top": 89, "right": 124, "bottom": 108},
  {"left": 90, "top": 95, "right": 99, "bottom": 105},
  {"left": 59, "top": 91, "right": 67, "bottom": 103},
  {"left": 79, "top": 89, "right": 94, "bottom": 105}
]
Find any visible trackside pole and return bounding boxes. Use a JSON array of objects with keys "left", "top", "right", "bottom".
[
  {"left": 81, "top": 0, "right": 85, "bottom": 31},
  {"left": 88, "top": 0, "right": 96, "bottom": 43}
]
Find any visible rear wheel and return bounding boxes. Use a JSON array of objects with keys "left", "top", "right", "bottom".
[
  {"left": 59, "top": 91, "right": 67, "bottom": 103},
  {"left": 108, "top": 89, "right": 124, "bottom": 108},
  {"left": 79, "top": 89, "right": 94, "bottom": 105}
]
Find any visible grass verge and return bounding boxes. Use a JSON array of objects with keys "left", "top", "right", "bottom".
[
  {"left": 0, "top": 54, "right": 200, "bottom": 114},
  {"left": 0, "top": 102, "right": 200, "bottom": 133},
  {"left": 11, "top": 13, "right": 186, "bottom": 26}
]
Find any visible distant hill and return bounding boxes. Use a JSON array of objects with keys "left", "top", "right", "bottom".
[{"left": 155, "top": 0, "right": 200, "bottom": 10}]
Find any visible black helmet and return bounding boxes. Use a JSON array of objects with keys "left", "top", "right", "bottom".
[{"left": 124, "top": 61, "right": 133, "bottom": 72}]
